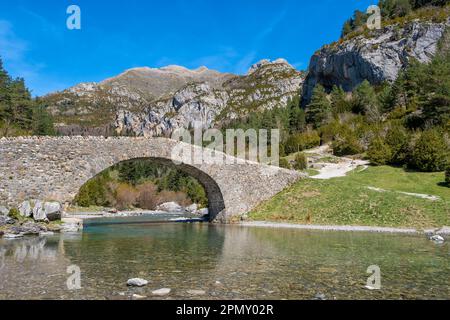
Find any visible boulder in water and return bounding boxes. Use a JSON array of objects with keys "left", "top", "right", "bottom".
[
  {"left": 152, "top": 288, "right": 171, "bottom": 296},
  {"left": 127, "top": 278, "right": 148, "bottom": 287}
]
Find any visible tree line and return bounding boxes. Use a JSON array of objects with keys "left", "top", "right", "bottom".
[
  {"left": 0, "top": 58, "right": 55, "bottom": 137},
  {"left": 342, "top": 0, "right": 448, "bottom": 38}
]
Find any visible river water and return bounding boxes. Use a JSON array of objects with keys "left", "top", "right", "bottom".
[{"left": 0, "top": 215, "right": 449, "bottom": 300}]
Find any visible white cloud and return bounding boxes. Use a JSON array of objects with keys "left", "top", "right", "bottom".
[
  {"left": 0, "top": 20, "right": 65, "bottom": 96},
  {"left": 0, "top": 20, "right": 28, "bottom": 62}
]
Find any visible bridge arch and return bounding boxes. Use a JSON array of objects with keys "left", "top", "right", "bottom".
[
  {"left": 79, "top": 157, "right": 226, "bottom": 221},
  {"left": 0, "top": 137, "right": 301, "bottom": 222}
]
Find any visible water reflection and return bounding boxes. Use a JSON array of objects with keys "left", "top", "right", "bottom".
[{"left": 0, "top": 221, "right": 449, "bottom": 300}]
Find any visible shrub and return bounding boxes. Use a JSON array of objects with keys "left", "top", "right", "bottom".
[
  {"left": 74, "top": 173, "right": 111, "bottom": 207},
  {"left": 8, "top": 208, "right": 21, "bottom": 220},
  {"left": 285, "top": 131, "right": 321, "bottom": 155},
  {"left": 293, "top": 153, "right": 308, "bottom": 171},
  {"left": 136, "top": 182, "right": 159, "bottom": 210},
  {"left": 332, "top": 132, "right": 363, "bottom": 156},
  {"left": 367, "top": 137, "right": 393, "bottom": 166},
  {"left": 279, "top": 158, "right": 291, "bottom": 170},
  {"left": 115, "top": 183, "right": 139, "bottom": 210},
  {"left": 385, "top": 124, "right": 410, "bottom": 164},
  {"left": 410, "top": 129, "right": 449, "bottom": 172},
  {"left": 319, "top": 119, "right": 343, "bottom": 144}
]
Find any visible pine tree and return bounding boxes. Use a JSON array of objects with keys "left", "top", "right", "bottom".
[
  {"left": 352, "top": 80, "right": 381, "bottom": 123},
  {"left": 330, "top": 85, "right": 350, "bottom": 115},
  {"left": 306, "top": 85, "right": 331, "bottom": 128},
  {"left": 32, "top": 105, "right": 56, "bottom": 136},
  {"left": 288, "top": 96, "right": 306, "bottom": 133}
]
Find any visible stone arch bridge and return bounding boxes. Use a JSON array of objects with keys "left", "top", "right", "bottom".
[{"left": 0, "top": 137, "right": 301, "bottom": 222}]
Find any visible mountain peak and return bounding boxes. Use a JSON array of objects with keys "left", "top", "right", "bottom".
[{"left": 247, "top": 58, "right": 292, "bottom": 75}]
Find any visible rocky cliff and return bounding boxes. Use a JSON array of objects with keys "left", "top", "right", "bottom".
[
  {"left": 45, "top": 59, "right": 304, "bottom": 137},
  {"left": 302, "top": 18, "right": 450, "bottom": 105}
]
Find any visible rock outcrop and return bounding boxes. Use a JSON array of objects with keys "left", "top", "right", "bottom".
[
  {"left": 302, "top": 19, "right": 449, "bottom": 105},
  {"left": 44, "top": 60, "right": 304, "bottom": 137}
]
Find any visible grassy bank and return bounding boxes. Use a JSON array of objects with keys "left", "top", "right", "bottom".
[{"left": 249, "top": 166, "right": 450, "bottom": 229}]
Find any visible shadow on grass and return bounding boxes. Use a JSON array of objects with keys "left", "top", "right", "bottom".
[{"left": 437, "top": 182, "right": 450, "bottom": 188}]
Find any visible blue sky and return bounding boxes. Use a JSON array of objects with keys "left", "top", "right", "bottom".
[{"left": 0, "top": 0, "right": 374, "bottom": 96}]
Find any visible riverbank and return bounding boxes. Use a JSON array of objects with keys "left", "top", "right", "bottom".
[
  {"left": 249, "top": 165, "right": 449, "bottom": 229},
  {"left": 241, "top": 221, "right": 450, "bottom": 236}
]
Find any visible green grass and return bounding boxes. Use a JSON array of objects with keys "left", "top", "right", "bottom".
[{"left": 250, "top": 166, "right": 450, "bottom": 229}]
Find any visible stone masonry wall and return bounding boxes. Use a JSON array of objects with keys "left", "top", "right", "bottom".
[{"left": 0, "top": 137, "right": 301, "bottom": 222}]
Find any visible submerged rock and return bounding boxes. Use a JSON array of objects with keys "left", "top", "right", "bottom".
[
  {"left": 61, "top": 218, "right": 83, "bottom": 233},
  {"left": 152, "top": 288, "right": 171, "bottom": 296},
  {"left": 3, "top": 233, "right": 24, "bottom": 239},
  {"left": 39, "top": 231, "right": 55, "bottom": 237},
  {"left": 187, "top": 290, "right": 206, "bottom": 296},
  {"left": 127, "top": 278, "right": 148, "bottom": 287}
]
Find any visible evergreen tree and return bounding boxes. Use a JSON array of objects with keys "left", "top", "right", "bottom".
[
  {"left": 378, "top": 82, "right": 397, "bottom": 113},
  {"left": 330, "top": 85, "right": 350, "bottom": 115},
  {"left": 379, "top": 0, "right": 413, "bottom": 18},
  {"left": 288, "top": 96, "right": 306, "bottom": 133},
  {"left": 368, "top": 137, "right": 393, "bottom": 165},
  {"left": 0, "top": 57, "right": 54, "bottom": 137},
  {"left": 32, "top": 105, "right": 56, "bottom": 136},
  {"left": 352, "top": 80, "right": 381, "bottom": 123},
  {"left": 385, "top": 124, "right": 410, "bottom": 164},
  {"left": 411, "top": 129, "right": 449, "bottom": 172},
  {"left": 306, "top": 85, "right": 331, "bottom": 128}
]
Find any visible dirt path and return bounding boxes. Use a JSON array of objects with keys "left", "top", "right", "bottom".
[{"left": 304, "top": 145, "right": 369, "bottom": 180}]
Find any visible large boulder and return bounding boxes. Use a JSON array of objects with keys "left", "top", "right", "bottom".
[
  {"left": 156, "top": 202, "right": 185, "bottom": 213},
  {"left": 18, "top": 201, "right": 33, "bottom": 218},
  {"left": 28, "top": 201, "right": 62, "bottom": 222},
  {"left": 44, "top": 202, "right": 62, "bottom": 221},
  {"left": 32, "top": 201, "right": 47, "bottom": 222}
]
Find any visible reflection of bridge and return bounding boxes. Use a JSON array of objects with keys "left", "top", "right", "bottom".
[{"left": 0, "top": 137, "right": 301, "bottom": 222}]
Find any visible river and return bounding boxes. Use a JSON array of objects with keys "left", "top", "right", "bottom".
[{"left": 0, "top": 214, "right": 449, "bottom": 300}]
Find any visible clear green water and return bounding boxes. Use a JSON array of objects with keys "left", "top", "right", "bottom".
[{"left": 0, "top": 216, "right": 449, "bottom": 300}]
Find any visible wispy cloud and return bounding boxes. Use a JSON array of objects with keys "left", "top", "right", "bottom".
[
  {"left": 254, "top": 9, "right": 288, "bottom": 43},
  {"left": 190, "top": 46, "right": 238, "bottom": 71},
  {"left": 19, "top": 7, "right": 64, "bottom": 40},
  {"left": 0, "top": 20, "right": 28, "bottom": 62},
  {"left": 234, "top": 8, "right": 288, "bottom": 74},
  {"left": 234, "top": 51, "right": 257, "bottom": 74},
  {"left": 0, "top": 19, "right": 66, "bottom": 96}
]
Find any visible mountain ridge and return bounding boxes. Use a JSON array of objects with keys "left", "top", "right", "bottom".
[{"left": 44, "top": 59, "right": 304, "bottom": 136}]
